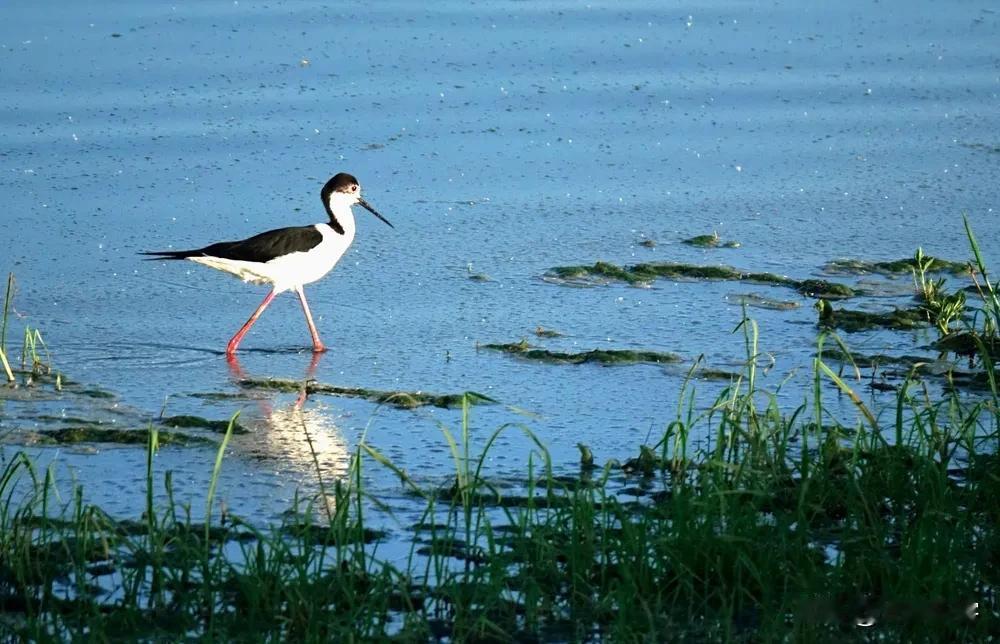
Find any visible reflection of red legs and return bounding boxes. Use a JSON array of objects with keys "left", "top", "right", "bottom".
[
  {"left": 227, "top": 349, "right": 323, "bottom": 410},
  {"left": 295, "top": 351, "right": 324, "bottom": 409},
  {"left": 226, "top": 351, "right": 275, "bottom": 417},
  {"left": 295, "top": 286, "right": 327, "bottom": 353},
  {"left": 226, "top": 352, "right": 248, "bottom": 380},
  {"left": 227, "top": 289, "right": 277, "bottom": 355}
]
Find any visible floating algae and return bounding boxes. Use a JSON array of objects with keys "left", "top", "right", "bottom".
[
  {"left": 159, "top": 414, "right": 248, "bottom": 434},
  {"left": 933, "top": 331, "right": 1000, "bottom": 359},
  {"left": 693, "top": 367, "right": 742, "bottom": 381},
  {"left": 816, "top": 300, "right": 928, "bottom": 332},
  {"left": 823, "top": 256, "right": 968, "bottom": 276},
  {"left": 681, "top": 232, "right": 740, "bottom": 249},
  {"left": 533, "top": 326, "right": 564, "bottom": 338},
  {"left": 545, "top": 261, "right": 856, "bottom": 298},
  {"left": 794, "top": 279, "right": 856, "bottom": 299},
  {"left": 25, "top": 427, "right": 211, "bottom": 446},
  {"left": 482, "top": 340, "right": 681, "bottom": 365},
  {"left": 237, "top": 378, "right": 496, "bottom": 410},
  {"left": 547, "top": 261, "right": 749, "bottom": 285},
  {"left": 818, "top": 348, "right": 934, "bottom": 369}
]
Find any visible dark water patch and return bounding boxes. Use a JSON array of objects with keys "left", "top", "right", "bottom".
[
  {"left": 482, "top": 340, "right": 681, "bottom": 366},
  {"left": 74, "top": 388, "right": 115, "bottom": 399},
  {"left": 817, "top": 301, "right": 929, "bottom": 332},
  {"left": 34, "top": 414, "right": 106, "bottom": 425},
  {"left": 237, "top": 378, "right": 496, "bottom": 409},
  {"left": 960, "top": 141, "right": 1000, "bottom": 154},
  {"left": 420, "top": 482, "right": 574, "bottom": 509},
  {"left": 408, "top": 521, "right": 454, "bottom": 534},
  {"left": 279, "top": 523, "right": 387, "bottom": 547},
  {"left": 729, "top": 293, "right": 800, "bottom": 311},
  {"left": 818, "top": 348, "right": 934, "bottom": 369},
  {"left": 815, "top": 348, "right": 1000, "bottom": 389},
  {"left": 823, "top": 256, "right": 968, "bottom": 276},
  {"left": 693, "top": 367, "right": 742, "bottom": 381},
  {"left": 416, "top": 537, "right": 487, "bottom": 563},
  {"left": 933, "top": 330, "right": 1000, "bottom": 360},
  {"left": 682, "top": 232, "right": 741, "bottom": 249},
  {"left": 637, "top": 238, "right": 657, "bottom": 248}
]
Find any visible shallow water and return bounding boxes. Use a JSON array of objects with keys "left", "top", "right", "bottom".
[{"left": 1, "top": 0, "right": 999, "bottom": 524}]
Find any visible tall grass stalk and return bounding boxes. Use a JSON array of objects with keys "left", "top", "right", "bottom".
[
  {"left": 1, "top": 272, "right": 13, "bottom": 354},
  {"left": 0, "top": 346, "right": 13, "bottom": 383},
  {"left": 965, "top": 215, "right": 1000, "bottom": 334},
  {"left": 205, "top": 411, "right": 237, "bottom": 543}
]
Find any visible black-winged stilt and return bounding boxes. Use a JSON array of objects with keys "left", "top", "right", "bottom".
[{"left": 142, "top": 173, "right": 392, "bottom": 355}]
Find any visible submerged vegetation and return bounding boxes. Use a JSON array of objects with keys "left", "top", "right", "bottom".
[
  {"left": 546, "top": 260, "right": 857, "bottom": 298},
  {"left": 481, "top": 339, "right": 681, "bottom": 365},
  {"left": 25, "top": 426, "right": 211, "bottom": 446},
  {"left": 816, "top": 300, "right": 928, "bottom": 333},
  {"left": 237, "top": 377, "right": 497, "bottom": 410},
  {"left": 822, "top": 253, "right": 968, "bottom": 276}
]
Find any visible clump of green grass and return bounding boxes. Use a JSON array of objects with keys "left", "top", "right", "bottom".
[
  {"left": 0, "top": 273, "right": 59, "bottom": 387},
  {"left": 482, "top": 339, "right": 681, "bottom": 365},
  {"left": 911, "top": 247, "right": 969, "bottom": 334},
  {"left": 2, "top": 323, "right": 997, "bottom": 640}
]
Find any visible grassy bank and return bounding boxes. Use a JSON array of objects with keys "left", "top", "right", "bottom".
[{"left": 1, "top": 324, "right": 997, "bottom": 641}]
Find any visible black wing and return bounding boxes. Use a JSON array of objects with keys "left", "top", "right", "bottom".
[{"left": 141, "top": 225, "right": 324, "bottom": 262}]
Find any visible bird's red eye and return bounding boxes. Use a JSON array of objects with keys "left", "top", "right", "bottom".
[{"left": 351, "top": 185, "right": 358, "bottom": 192}]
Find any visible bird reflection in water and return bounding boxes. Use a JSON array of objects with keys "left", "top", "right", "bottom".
[{"left": 225, "top": 353, "right": 352, "bottom": 507}]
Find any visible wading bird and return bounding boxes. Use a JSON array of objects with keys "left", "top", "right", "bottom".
[{"left": 142, "top": 173, "right": 392, "bottom": 355}]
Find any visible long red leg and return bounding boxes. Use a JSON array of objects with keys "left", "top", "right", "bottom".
[
  {"left": 295, "top": 286, "right": 327, "bottom": 353},
  {"left": 226, "top": 289, "right": 277, "bottom": 355}
]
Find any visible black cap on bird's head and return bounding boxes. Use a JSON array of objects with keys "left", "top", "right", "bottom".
[{"left": 321, "top": 172, "right": 393, "bottom": 228}]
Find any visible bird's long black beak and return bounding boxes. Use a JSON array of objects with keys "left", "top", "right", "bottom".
[{"left": 359, "top": 198, "right": 394, "bottom": 228}]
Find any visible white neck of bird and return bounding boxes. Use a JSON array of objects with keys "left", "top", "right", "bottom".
[{"left": 327, "top": 198, "right": 357, "bottom": 237}]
